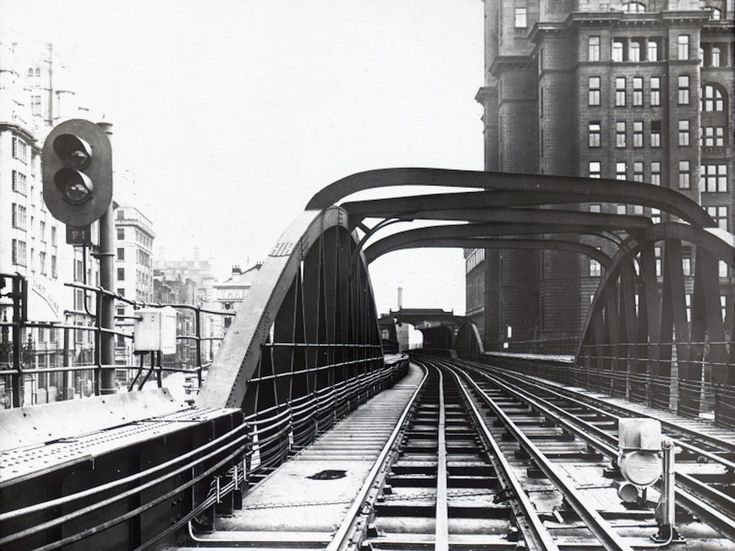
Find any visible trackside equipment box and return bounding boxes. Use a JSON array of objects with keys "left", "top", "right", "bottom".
[{"left": 134, "top": 307, "right": 177, "bottom": 354}]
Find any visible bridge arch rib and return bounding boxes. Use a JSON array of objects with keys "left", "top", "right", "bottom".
[{"left": 197, "top": 207, "right": 383, "bottom": 411}]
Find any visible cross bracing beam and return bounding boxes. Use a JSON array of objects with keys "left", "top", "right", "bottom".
[
  {"left": 363, "top": 222, "right": 614, "bottom": 263},
  {"left": 366, "top": 237, "right": 612, "bottom": 267},
  {"left": 307, "top": 168, "right": 715, "bottom": 227},
  {"left": 348, "top": 206, "right": 652, "bottom": 228},
  {"left": 342, "top": 189, "right": 694, "bottom": 226}
]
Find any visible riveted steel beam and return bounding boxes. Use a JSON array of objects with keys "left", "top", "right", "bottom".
[
  {"left": 307, "top": 168, "right": 714, "bottom": 227},
  {"left": 364, "top": 223, "right": 609, "bottom": 263},
  {"left": 366, "top": 236, "right": 611, "bottom": 267},
  {"left": 350, "top": 206, "right": 651, "bottom": 229}
]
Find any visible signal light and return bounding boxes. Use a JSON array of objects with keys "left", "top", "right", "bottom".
[{"left": 42, "top": 119, "right": 112, "bottom": 226}]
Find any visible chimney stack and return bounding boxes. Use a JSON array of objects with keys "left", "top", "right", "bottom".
[{"left": 397, "top": 286, "right": 403, "bottom": 309}]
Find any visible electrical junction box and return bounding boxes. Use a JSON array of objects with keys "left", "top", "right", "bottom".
[
  {"left": 133, "top": 307, "right": 177, "bottom": 354},
  {"left": 618, "top": 418, "right": 662, "bottom": 451}
]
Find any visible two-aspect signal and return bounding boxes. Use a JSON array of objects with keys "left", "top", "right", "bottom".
[{"left": 41, "top": 119, "right": 113, "bottom": 227}]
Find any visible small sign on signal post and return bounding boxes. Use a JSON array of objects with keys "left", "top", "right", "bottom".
[{"left": 66, "top": 225, "right": 93, "bottom": 246}]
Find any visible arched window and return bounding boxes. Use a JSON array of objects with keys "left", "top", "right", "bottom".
[
  {"left": 623, "top": 2, "right": 646, "bottom": 11},
  {"left": 711, "top": 7, "right": 721, "bottom": 19},
  {"left": 34, "top": 68, "right": 40, "bottom": 77},
  {"left": 27, "top": 67, "right": 33, "bottom": 77},
  {"left": 701, "top": 84, "right": 725, "bottom": 111}
]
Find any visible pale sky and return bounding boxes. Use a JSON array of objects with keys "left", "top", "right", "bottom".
[{"left": 2, "top": 0, "right": 484, "bottom": 315}]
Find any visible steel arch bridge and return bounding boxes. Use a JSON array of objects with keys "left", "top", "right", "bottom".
[
  {"left": 198, "top": 167, "right": 734, "bottom": 427},
  {"left": 3, "top": 167, "right": 735, "bottom": 551}
]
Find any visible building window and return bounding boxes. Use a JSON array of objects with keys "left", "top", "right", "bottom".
[
  {"left": 706, "top": 206, "right": 728, "bottom": 230},
  {"left": 117, "top": 268, "right": 125, "bottom": 280},
  {"left": 682, "top": 257, "right": 692, "bottom": 276},
  {"left": 702, "top": 164, "right": 728, "bottom": 192},
  {"left": 701, "top": 84, "right": 724, "bottom": 111},
  {"left": 589, "top": 161, "right": 601, "bottom": 178},
  {"left": 633, "top": 121, "right": 643, "bottom": 147},
  {"left": 650, "top": 77, "right": 660, "bottom": 106},
  {"left": 630, "top": 41, "right": 641, "bottom": 62},
  {"left": 117, "top": 247, "right": 125, "bottom": 260},
  {"left": 539, "top": 87, "right": 544, "bottom": 118},
  {"left": 12, "top": 137, "right": 28, "bottom": 163},
  {"left": 633, "top": 161, "right": 644, "bottom": 181},
  {"left": 612, "top": 40, "right": 625, "bottom": 62},
  {"left": 616, "top": 121, "right": 627, "bottom": 147},
  {"left": 678, "top": 35, "right": 689, "bottom": 60},
  {"left": 11, "top": 170, "right": 27, "bottom": 195},
  {"left": 647, "top": 40, "right": 658, "bottom": 61},
  {"left": 51, "top": 255, "right": 57, "bottom": 278},
  {"left": 623, "top": 2, "right": 645, "bottom": 12},
  {"left": 650, "top": 120, "right": 661, "bottom": 147},
  {"left": 117, "top": 288, "right": 126, "bottom": 297},
  {"left": 651, "top": 207, "right": 661, "bottom": 223},
  {"left": 31, "top": 95, "right": 41, "bottom": 116},
  {"left": 589, "top": 259, "right": 602, "bottom": 277},
  {"left": 678, "top": 160, "right": 690, "bottom": 189},
  {"left": 588, "top": 76, "right": 601, "bottom": 105},
  {"left": 51, "top": 226, "right": 57, "bottom": 246},
  {"left": 588, "top": 36, "right": 600, "bottom": 61},
  {"left": 615, "top": 77, "right": 626, "bottom": 106},
  {"left": 678, "top": 120, "right": 690, "bottom": 146},
  {"left": 719, "top": 261, "right": 728, "bottom": 277},
  {"left": 651, "top": 161, "right": 661, "bottom": 185},
  {"left": 711, "top": 7, "right": 721, "bottom": 19},
  {"left": 39, "top": 251, "right": 47, "bottom": 275},
  {"left": 702, "top": 126, "right": 724, "bottom": 147},
  {"left": 11, "top": 204, "right": 27, "bottom": 230},
  {"left": 117, "top": 227, "right": 124, "bottom": 240},
  {"left": 617, "top": 204, "right": 627, "bottom": 215},
  {"left": 40, "top": 221, "right": 46, "bottom": 242},
  {"left": 678, "top": 75, "right": 690, "bottom": 105},
  {"left": 712, "top": 47, "right": 721, "bottom": 67},
  {"left": 589, "top": 121, "right": 601, "bottom": 147},
  {"left": 12, "top": 239, "right": 27, "bottom": 267},
  {"left": 633, "top": 77, "right": 643, "bottom": 105},
  {"left": 515, "top": 7, "right": 527, "bottom": 28},
  {"left": 616, "top": 162, "right": 627, "bottom": 180}
]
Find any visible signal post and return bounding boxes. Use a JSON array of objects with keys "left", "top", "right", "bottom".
[{"left": 42, "top": 119, "right": 117, "bottom": 395}]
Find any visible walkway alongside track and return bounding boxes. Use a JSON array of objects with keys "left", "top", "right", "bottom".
[{"left": 175, "top": 363, "right": 425, "bottom": 550}]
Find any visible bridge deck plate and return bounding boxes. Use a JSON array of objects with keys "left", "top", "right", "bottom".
[{"left": 0, "top": 406, "right": 237, "bottom": 487}]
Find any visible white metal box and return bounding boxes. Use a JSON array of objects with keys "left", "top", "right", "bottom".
[
  {"left": 133, "top": 307, "right": 177, "bottom": 354},
  {"left": 618, "top": 418, "right": 662, "bottom": 451}
]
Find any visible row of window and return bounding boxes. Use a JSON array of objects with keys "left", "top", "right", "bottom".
[
  {"left": 10, "top": 239, "right": 59, "bottom": 276},
  {"left": 589, "top": 254, "right": 729, "bottom": 281},
  {"left": 10, "top": 204, "right": 59, "bottom": 242},
  {"left": 589, "top": 120, "right": 727, "bottom": 149},
  {"left": 587, "top": 161, "right": 729, "bottom": 193},
  {"left": 588, "top": 76, "right": 664, "bottom": 107}
]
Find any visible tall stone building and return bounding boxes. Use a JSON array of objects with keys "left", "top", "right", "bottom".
[
  {"left": 469, "top": 0, "right": 734, "bottom": 351},
  {"left": 0, "top": 38, "right": 101, "bottom": 403}
]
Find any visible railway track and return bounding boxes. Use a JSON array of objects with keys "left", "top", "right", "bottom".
[
  {"left": 455, "top": 357, "right": 735, "bottom": 543},
  {"left": 173, "top": 357, "right": 735, "bottom": 550}
]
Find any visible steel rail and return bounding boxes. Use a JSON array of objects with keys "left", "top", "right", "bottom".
[
  {"left": 470, "top": 360, "right": 735, "bottom": 465},
  {"left": 460, "top": 360, "right": 735, "bottom": 542},
  {"left": 325, "top": 363, "right": 428, "bottom": 551},
  {"left": 442, "top": 363, "right": 560, "bottom": 551},
  {"left": 445, "top": 361, "right": 635, "bottom": 551},
  {"left": 435, "top": 367, "right": 449, "bottom": 551}
]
